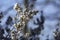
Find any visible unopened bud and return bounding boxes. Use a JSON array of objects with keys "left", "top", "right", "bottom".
[
  {"left": 13, "top": 24, "right": 17, "bottom": 27},
  {"left": 13, "top": 3, "right": 19, "bottom": 10}
]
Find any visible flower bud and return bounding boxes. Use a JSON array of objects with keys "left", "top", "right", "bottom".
[{"left": 14, "top": 3, "right": 20, "bottom": 9}]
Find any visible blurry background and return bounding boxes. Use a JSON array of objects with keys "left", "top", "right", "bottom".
[{"left": 0, "top": 0, "right": 60, "bottom": 40}]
